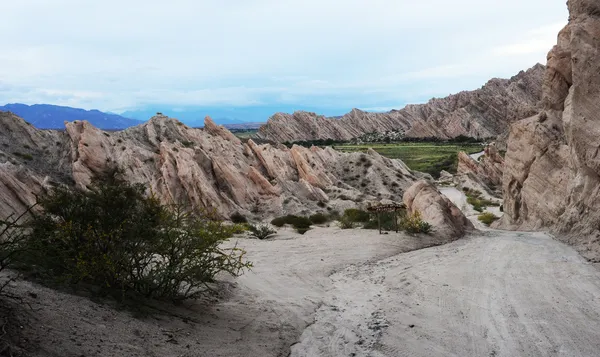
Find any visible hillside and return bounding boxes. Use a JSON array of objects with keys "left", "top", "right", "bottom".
[
  {"left": 0, "top": 112, "right": 423, "bottom": 221},
  {"left": 257, "top": 64, "right": 545, "bottom": 143},
  {"left": 0, "top": 104, "right": 142, "bottom": 130}
]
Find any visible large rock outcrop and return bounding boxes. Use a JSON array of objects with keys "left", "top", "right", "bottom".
[
  {"left": 403, "top": 180, "right": 473, "bottom": 239},
  {"left": 0, "top": 113, "right": 418, "bottom": 221},
  {"left": 500, "top": 0, "right": 600, "bottom": 261},
  {"left": 257, "top": 65, "right": 545, "bottom": 143}
]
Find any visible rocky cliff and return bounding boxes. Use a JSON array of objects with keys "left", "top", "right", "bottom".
[
  {"left": 500, "top": 0, "right": 600, "bottom": 261},
  {"left": 0, "top": 112, "right": 421, "bottom": 221},
  {"left": 257, "top": 65, "right": 545, "bottom": 143}
]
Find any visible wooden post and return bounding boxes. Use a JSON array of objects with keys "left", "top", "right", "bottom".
[
  {"left": 378, "top": 212, "right": 382, "bottom": 234},
  {"left": 395, "top": 210, "right": 399, "bottom": 233}
]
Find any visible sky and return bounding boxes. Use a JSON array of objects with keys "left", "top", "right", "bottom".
[{"left": 0, "top": 0, "right": 568, "bottom": 120}]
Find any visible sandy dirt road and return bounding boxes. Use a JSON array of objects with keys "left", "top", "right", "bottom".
[
  {"left": 7, "top": 221, "right": 600, "bottom": 356},
  {"left": 291, "top": 229, "right": 600, "bottom": 357}
]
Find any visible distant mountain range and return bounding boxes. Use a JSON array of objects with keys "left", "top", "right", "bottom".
[
  {"left": 0, "top": 104, "right": 143, "bottom": 130},
  {"left": 0, "top": 104, "right": 273, "bottom": 130}
]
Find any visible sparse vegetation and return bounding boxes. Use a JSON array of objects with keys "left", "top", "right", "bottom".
[
  {"left": 478, "top": 212, "right": 499, "bottom": 226},
  {"left": 247, "top": 224, "right": 277, "bottom": 240},
  {"left": 230, "top": 212, "right": 248, "bottom": 224},
  {"left": 338, "top": 215, "right": 356, "bottom": 229},
  {"left": 336, "top": 142, "right": 483, "bottom": 178},
  {"left": 464, "top": 188, "right": 500, "bottom": 212},
  {"left": 181, "top": 140, "right": 194, "bottom": 148},
  {"left": 343, "top": 209, "right": 371, "bottom": 223},
  {"left": 270, "top": 215, "right": 312, "bottom": 230},
  {"left": 399, "top": 210, "right": 432, "bottom": 234},
  {"left": 12, "top": 152, "right": 33, "bottom": 161},
  {"left": 309, "top": 213, "right": 329, "bottom": 225},
  {"left": 15, "top": 169, "right": 251, "bottom": 301}
]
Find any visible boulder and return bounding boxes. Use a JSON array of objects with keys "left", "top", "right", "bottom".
[{"left": 403, "top": 180, "right": 474, "bottom": 240}]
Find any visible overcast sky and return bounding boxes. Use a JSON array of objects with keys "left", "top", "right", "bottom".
[{"left": 0, "top": 0, "right": 568, "bottom": 114}]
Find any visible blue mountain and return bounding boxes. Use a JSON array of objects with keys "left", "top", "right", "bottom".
[{"left": 0, "top": 103, "right": 143, "bottom": 130}]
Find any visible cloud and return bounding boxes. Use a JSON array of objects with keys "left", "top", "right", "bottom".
[{"left": 0, "top": 0, "right": 569, "bottom": 112}]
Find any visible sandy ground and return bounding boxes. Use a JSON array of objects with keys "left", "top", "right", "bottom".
[
  {"left": 2, "top": 226, "right": 446, "bottom": 357},
  {"left": 5, "top": 189, "right": 600, "bottom": 356},
  {"left": 469, "top": 151, "right": 485, "bottom": 161},
  {"left": 293, "top": 229, "right": 600, "bottom": 356}
]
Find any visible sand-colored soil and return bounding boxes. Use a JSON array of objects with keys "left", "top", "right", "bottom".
[{"left": 5, "top": 203, "right": 600, "bottom": 356}]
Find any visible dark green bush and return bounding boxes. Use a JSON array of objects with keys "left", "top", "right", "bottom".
[
  {"left": 17, "top": 170, "right": 251, "bottom": 301},
  {"left": 230, "top": 212, "right": 248, "bottom": 224},
  {"left": 296, "top": 227, "right": 310, "bottom": 235},
  {"left": 309, "top": 213, "right": 329, "bottom": 225},
  {"left": 248, "top": 224, "right": 277, "bottom": 240},
  {"left": 270, "top": 215, "right": 312, "bottom": 229},
  {"left": 343, "top": 209, "right": 371, "bottom": 223}
]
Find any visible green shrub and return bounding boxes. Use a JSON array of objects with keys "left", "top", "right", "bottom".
[
  {"left": 289, "top": 216, "right": 311, "bottom": 229},
  {"left": 270, "top": 215, "right": 312, "bottom": 229},
  {"left": 399, "top": 211, "right": 432, "bottom": 234},
  {"left": 12, "top": 152, "right": 33, "bottom": 161},
  {"left": 478, "top": 212, "right": 499, "bottom": 226},
  {"left": 271, "top": 216, "right": 288, "bottom": 227},
  {"left": 17, "top": 169, "right": 251, "bottom": 301},
  {"left": 338, "top": 215, "right": 356, "bottom": 229},
  {"left": 248, "top": 224, "right": 277, "bottom": 240},
  {"left": 230, "top": 212, "right": 248, "bottom": 224},
  {"left": 309, "top": 213, "right": 329, "bottom": 225},
  {"left": 296, "top": 227, "right": 310, "bottom": 235},
  {"left": 362, "top": 212, "right": 400, "bottom": 231},
  {"left": 343, "top": 209, "right": 371, "bottom": 223}
]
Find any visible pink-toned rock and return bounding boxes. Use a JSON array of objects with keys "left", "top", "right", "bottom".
[
  {"left": 501, "top": 0, "right": 600, "bottom": 261},
  {"left": 257, "top": 65, "right": 544, "bottom": 142},
  {"left": 403, "top": 180, "right": 473, "bottom": 239}
]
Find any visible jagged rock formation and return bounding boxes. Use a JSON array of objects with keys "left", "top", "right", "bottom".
[
  {"left": 500, "top": 0, "right": 600, "bottom": 261},
  {"left": 0, "top": 112, "right": 421, "bottom": 221},
  {"left": 458, "top": 144, "right": 504, "bottom": 187},
  {"left": 403, "top": 180, "right": 473, "bottom": 239},
  {"left": 257, "top": 65, "right": 545, "bottom": 143}
]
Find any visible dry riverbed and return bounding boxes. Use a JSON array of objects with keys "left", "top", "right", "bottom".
[{"left": 5, "top": 216, "right": 600, "bottom": 356}]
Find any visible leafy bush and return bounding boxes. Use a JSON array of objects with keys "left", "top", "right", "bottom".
[
  {"left": 230, "top": 212, "right": 248, "bottom": 224},
  {"left": 17, "top": 170, "right": 251, "bottom": 301},
  {"left": 478, "top": 212, "right": 499, "bottom": 226},
  {"left": 309, "top": 213, "right": 329, "bottom": 225},
  {"left": 338, "top": 215, "right": 356, "bottom": 229},
  {"left": 362, "top": 212, "right": 400, "bottom": 231},
  {"left": 399, "top": 211, "right": 432, "bottom": 234},
  {"left": 343, "top": 209, "right": 371, "bottom": 223},
  {"left": 248, "top": 224, "right": 277, "bottom": 240},
  {"left": 270, "top": 215, "right": 312, "bottom": 229}
]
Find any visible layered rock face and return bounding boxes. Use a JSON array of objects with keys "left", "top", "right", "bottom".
[
  {"left": 501, "top": 0, "right": 600, "bottom": 261},
  {"left": 404, "top": 180, "right": 474, "bottom": 239},
  {"left": 0, "top": 113, "right": 419, "bottom": 221},
  {"left": 455, "top": 144, "right": 505, "bottom": 196},
  {"left": 257, "top": 65, "right": 545, "bottom": 143}
]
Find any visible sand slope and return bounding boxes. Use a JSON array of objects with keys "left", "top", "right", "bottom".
[
  {"left": 5, "top": 225, "right": 600, "bottom": 356},
  {"left": 292, "top": 230, "right": 600, "bottom": 356}
]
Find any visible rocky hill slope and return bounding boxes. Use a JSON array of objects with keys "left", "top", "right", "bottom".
[
  {"left": 500, "top": 0, "right": 600, "bottom": 261},
  {"left": 0, "top": 112, "right": 423, "bottom": 221},
  {"left": 257, "top": 64, "right": 545, "bottom": 143}
]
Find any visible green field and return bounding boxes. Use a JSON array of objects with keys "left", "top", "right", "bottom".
[
  {"left": 231, "top": 129, "right": 258, "bottom": 139},
  {"left": 335, "top": 142, "right": 483, "bottom": 177}
]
